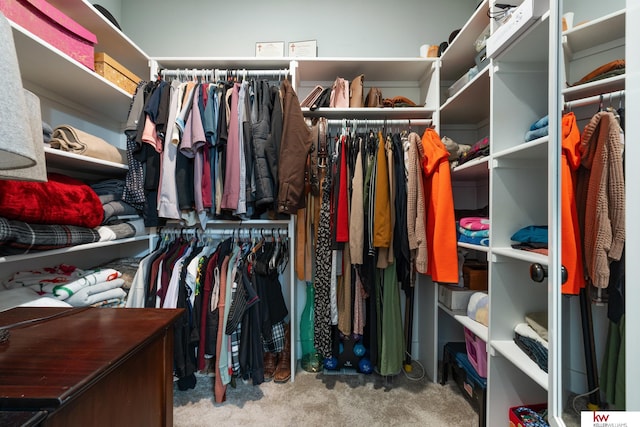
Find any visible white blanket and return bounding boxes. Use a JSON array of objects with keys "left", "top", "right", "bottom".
[{"left": 66, "top": 278, "right": 126, "bottom": 307}]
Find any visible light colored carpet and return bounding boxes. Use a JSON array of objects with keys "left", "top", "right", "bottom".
[{"left": 173, "top": 368, "right": 479, "bottom": 427}]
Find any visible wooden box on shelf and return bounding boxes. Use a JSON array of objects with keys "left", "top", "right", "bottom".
[
  {"left": 94, "top": 52, "right": 142, "bottom": 95},
  {"left": 0, "top": 0, "right": 97, "bottom": 70},
  {"left": 463, "top": 262, "right": 488, "bottom": 291}
]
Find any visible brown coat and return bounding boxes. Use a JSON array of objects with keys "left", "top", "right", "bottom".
[{"left": 277, "top": 79, "right": 312, "bottom": 214}]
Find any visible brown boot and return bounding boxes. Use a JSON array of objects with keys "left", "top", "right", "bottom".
[
  {"left": 263, "top": 351, "right": 277, "bottom": 381},
  {"left": 274, "top": 324, "right": 291, "bottom": 383}
]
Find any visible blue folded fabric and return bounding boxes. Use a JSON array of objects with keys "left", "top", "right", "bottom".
[
  {"left": 458, "top": 234, "right": 489, "bottom": 247},
  {"left": 525, "top": 125, "right": 549, "bottom": 142},
  {"left": 515, "top": 333, "right": 548, "bottom": 373},
  {"left": 511, "top": 225, "right": 548, "bottom": 244},
  {"left": 529, "top": 115, "right": 549, "bottom": 131},
  {"left": 458, "top": 226, "right": 489, "bottom": 239}
]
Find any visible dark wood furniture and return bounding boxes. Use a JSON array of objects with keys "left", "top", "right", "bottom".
[{"left": 0, "top": 307, "right": 182, "bottom": 426}]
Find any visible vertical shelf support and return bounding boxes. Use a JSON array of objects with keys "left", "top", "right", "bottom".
[{"left": 548, "top": 0, "right": 564, "bottom": 424}]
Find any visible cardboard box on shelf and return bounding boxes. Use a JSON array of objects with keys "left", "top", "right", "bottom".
[
  {"left": 438, "top": 284, "right": 475, "bottom": 311},
  {"left": 94, "top": 52, "right": 142, "bottom": 95}
]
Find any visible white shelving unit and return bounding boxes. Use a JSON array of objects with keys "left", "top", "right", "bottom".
[
  {"left": 1, "top": 3, "right": 151, "bottom": 278},
  {"left": 439, "top": 0, "right": 631, "bottom": 425}
]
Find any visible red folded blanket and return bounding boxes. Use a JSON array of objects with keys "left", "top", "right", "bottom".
[{"left": 0, "top": 173, "right": 103, "bottom": 228}]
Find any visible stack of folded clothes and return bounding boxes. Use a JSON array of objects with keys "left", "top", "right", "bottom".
[
  {"left": 511, "top": 225, "right": 548, "bottom": 255},
  {"left": 525, "top": 115, "right": 549, "bottom": 142},
  {"left": 0, "top": 174, "right": 145, "bottom": 255},
  {"left": 570, "top": 59, "right": 625, "bottom": 87},
  {"left": 457, "top": 216, "right": 489, "bottom": 246},
  {"left": 458, "top": 136, "right": 489, "bottom": 166},
  {"left": 2, "top": 264, "right": 127, "bottom": 308},
  {"left": 514, "top": 311, "right": 549, "bottom": 373},
  {"left": 442, "top": 136, "right": 471, "bottom": 169}
]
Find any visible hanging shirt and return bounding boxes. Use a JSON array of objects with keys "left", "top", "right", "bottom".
[{"left": 419, "top": 128, "right": 458, "bottom": 283}]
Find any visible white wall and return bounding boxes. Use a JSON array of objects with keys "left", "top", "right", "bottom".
[{"left": 115, "top": 0, "right": 478, "bottom": 58}]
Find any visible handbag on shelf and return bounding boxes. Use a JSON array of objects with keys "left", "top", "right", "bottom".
[
  {"left": 349, "top": 74, "right": 365, "bottom": 108},
  {"left": 300, "top": 85, "right": 325, "bottom": 108},
  {"left": 382, "top": 96, "right": 418, "bottom": 108},
  {"left": 364, "top": 87, "right": 383, "bottom": 107},
  {"left": 310, "top": 88, "right": 332, "bottom": 111},
  {"left": 49, "top": 125, "right": 127, "bottom": 165},
  {"left": 329, "top": 77, "right": 349, "bottom": 108}
]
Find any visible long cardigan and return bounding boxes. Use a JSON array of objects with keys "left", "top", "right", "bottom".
[{"left": 576, "top": 111, "right": 625, "bottom": 288}]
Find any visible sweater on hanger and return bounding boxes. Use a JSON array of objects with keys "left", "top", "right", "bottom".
[{"left": 576, "top": 111, "right": 625, "bottom": 288}]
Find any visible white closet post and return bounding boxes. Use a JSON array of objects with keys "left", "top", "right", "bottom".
[
  {"left": 625, "top": 0, "right": 639, "bottom": 409},
  {"left": 548, "top": 0, "right": 564, "bottom": 425}
]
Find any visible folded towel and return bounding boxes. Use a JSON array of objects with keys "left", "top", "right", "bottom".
[
  {"left": 66, "top": 278, "right": 126, "bottom": 307},
  {"left": 459, "top": 217, "right": 490, "bottom": 231},
  {"left": 52, "top": 269, "right": 122, "bottom": 300},
  {"left": 50, "top": 125, "right": 127, "bottom": 165},
  {"left": 525, "top": 311, "right": 549, "bottom": 341},
  {"left": 458, "top": 226, "right": 489, "bottom": 239}
]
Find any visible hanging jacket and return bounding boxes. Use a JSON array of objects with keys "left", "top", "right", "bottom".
[
  {"left": 373, "top": 131, "right": 391, "bottom": 248},
  {"left": 560, "top": 112, "right": 586, "bottom": 295},
  {"left": 392, "top": 133, "right": 411, "bottom": 290},
  {"left": 264, "top": 85, "right": 283, "bottom": 207},
  {"left": 419, "top": 128, "right": 458, "bottom": 284},
  {"left": 277, "top": 79, "right": 312, "bottom": 214},
  {"left": 251, "top": 80, "right": 276, "bottom": 206},
  {"left": 576, "top": 111, "right": 625, "bottom": 288}
]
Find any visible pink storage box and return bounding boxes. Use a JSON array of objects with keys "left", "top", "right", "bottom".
[
  {"left": 464, "top": 327, "right": 487, "bottom": 378},
  {"left": 0, "top": 0, "right": 97, "bottom": 70}
]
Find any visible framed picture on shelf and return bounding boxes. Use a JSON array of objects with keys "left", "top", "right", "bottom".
[
  {"left": 288, "top": 40, "right": 317, "bottom": 57},
  {"left": 255, "top": 41, "right": 285, "bottom": 58}
]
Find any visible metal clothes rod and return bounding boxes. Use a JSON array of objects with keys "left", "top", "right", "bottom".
[
  {"left": 160, "top": 68, "right": 289, "bottom": 80},
  {"left": 325, "top": 119, "right": 432, "bottom": 126},
  {"left": 564, "top": 89, "right": 625, "bottom": 110}
]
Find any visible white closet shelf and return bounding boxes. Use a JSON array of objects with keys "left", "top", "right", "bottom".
[
  {"left": 302, "top": 107, "right": 434, "bottom": 120},
  {"left": 44, "top": 147, "right": 128, "bottom": 177},
  {"left": 458, "top": 242, "right": 490, "bottom": 253},
  {"left": 562, "top": 75, "right": 625, "bottom": 103},
  {"left": 438, "top": 303, "right": 466, "bottom": 318},
  {"left": 492, "top": 12, "right": 550, "bottom": 64},
  {"left": 440, "top": 66, "right": 490, "bottom": 125},
  {"left": 492, "top": 136, "right": 548, "bottom": 162},
  {"left": 294, "top": 57, "right": 436, "bottom": 82},
  {"left": 153, "top": 57, "right": 293, "bottom": 71},
  {"left": 10, "top": 22, "right": 133, "bottom": 123},
  {"left": 439, "top": 0, "right": 490, "bottom": 81},
  {"left": 492, "top": 340, "right": 548, "bottom": 390},
  {"left": 453, "top": 314, "right": 488, "bottom": 342},
  {"left": 562, "top": 9, "right": 625, "bottom": 57},
  {"left": 0, "top": 236, "right": 149, "bottom": 264},
  {"left": 203, "top": 219, "right": 292, "bottom": 227},
  {"left": 491, "top": 247, "right": 547, "bottom": 265},
  {"left": 46, "top": 0, "right": 150, "bottom": 78},
  {"left": 452, "top": 156, "right": 489, "bottom": 181}
]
